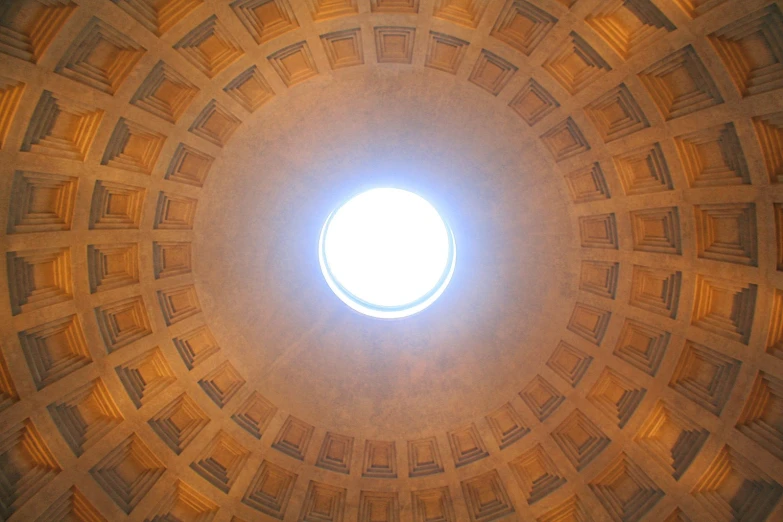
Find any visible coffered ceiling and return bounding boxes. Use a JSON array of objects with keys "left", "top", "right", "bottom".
[{"left": 0, "top": 0, "right": 782, "bottom": 521}]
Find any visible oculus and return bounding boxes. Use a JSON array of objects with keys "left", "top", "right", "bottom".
[{"left": 319, "top": 188, "right": 455, "bottom": 318}]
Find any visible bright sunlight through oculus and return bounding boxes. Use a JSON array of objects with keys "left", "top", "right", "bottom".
[{"left": 319, "top": 188, "right": 456, "bottom": 319}]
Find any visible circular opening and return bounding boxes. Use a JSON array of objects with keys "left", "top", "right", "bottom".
[{"left": 319, "top": 188, "right": 456, "bottom": 319}]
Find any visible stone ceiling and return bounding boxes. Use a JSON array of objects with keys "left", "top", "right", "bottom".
[{"left": 0, "top": 0, "right": 782, "bottom": 520}]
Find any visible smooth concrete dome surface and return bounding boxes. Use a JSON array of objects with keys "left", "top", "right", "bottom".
[
  {"left": 196, "top": 67, "right": 572, "bottom": 438},
  {"left": 0, "top": 0, "right": 783, "bottom": 521}
]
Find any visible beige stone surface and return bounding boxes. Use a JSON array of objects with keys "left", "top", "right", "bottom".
[{"left": 0, "top": 0, "right": 782, "bottom": 520}]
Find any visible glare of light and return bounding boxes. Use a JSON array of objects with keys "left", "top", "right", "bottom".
[{"left": 319, "top": 188, "right": 456, "bottom": 319}]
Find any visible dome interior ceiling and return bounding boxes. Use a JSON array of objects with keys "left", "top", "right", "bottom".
[{"left": 0, "top": 0, "right": 782, "bottom": 521}]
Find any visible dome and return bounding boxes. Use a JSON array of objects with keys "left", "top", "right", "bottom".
[{"left": 0, "top": 0, "right": 782, "bottom": 520}]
